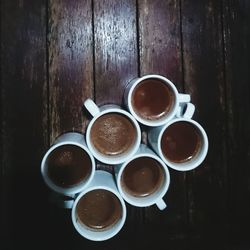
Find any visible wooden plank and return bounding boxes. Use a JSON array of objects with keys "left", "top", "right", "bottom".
[
  {"left": 223, "top": 0, "right": 250, "bottom": 243},
  {"left": 47, "top": 0, "right": 94, "bottom": 242},
  {"left": 48, "top": 0, "right": 94, "bottom": 141},
  {"left": 93, "top": 0, "right": 142, "bottom": 236},
  {"left": 138, "top": 0, "right": 188, "bottom": 236},
  {"left": 46, "top": 0, "right": 94, "bottom": 247},
  {"left": 1, "top": 0, "right": 48, "bottom": 248},
  {"left": 181, "top": 0, "right": 228, "bottom": 240},
  {"left": 138, "top": 0, "right": 183, "bottom": 81},
  {"left": 94, "top": 0, "right": 138, "bottom": 106}
]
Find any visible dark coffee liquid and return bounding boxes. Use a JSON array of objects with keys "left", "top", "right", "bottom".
[
  {"left": 76, "top": 189, "right": 122, "bottom": 231},
  {"left": 121, "top": 157, "right": 164, "bottom": 197},
  {"left": 47, "top": 145, "right": 92, "bottom": 187},
  {"left": 161, "top": 121, "right": 201, "bottom": 163},
  {"left": 132, "top": 79, "right": 175, "bottom": 120},
  {"left": 90, "top": 113, "right": 136, "bottom": 156}
]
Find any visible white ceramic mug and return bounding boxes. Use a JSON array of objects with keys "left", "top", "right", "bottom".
[
  {"left": 124, "top": 74, "right": 191, "bottom": 127},
  {"left": 41, "top": 132, "right": 95, "bottom": 195},
  {"left": 71, "top": 170, "right": 127, "bottom": 241},
  {"left": 84, "top": 99, "right": 141, "bottom": 164},
  {"left": 115, "top": 144, "right": 170, "bottom": 210},
  {"left": 148, "top": 108, "right": 208, "bottom": 171}
]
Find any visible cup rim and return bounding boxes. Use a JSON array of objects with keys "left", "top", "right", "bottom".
[
  {"left": 71, "top": 185, "right": 127, "bottom": 241},
  {"left": 117, "top": 152, "right": 170, "bottom": 207},
  {"left": 157, "top": 118, "right": 209, "bottom": 171},
  {"left": 41, "top": 141, "right": 96, "bottom": 195},
  {"left": 86, "top": 108, "right": 141, "bottom": 165},
  {"left": 127, "top": 74, "right": 179, "bottom": 127}
]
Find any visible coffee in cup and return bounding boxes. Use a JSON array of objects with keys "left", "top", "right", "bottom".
[
  {"left": 161, "top": 121, "right": 202, "bottom": 163},
  {"left": 124, "top": 74, "right": 191, "bottom": 127},
  {"left": 71, "top": 170, "right": 127, "bottom": 241},
  {"left": 131, "top": 78, "right": 175, "bottom": 121},
  {"left": 41, "top": 132, "right": 95, "bottom": 195},
  {"left": 115, "top": 144, "right": 170, "bottom": 210},
  {"left": 47, "top": 144, "right": 92, "bottom": 188},
  {"left": 90, "top": 113, "right": 136, "bottom": 156},
  {"left": 76, "top": 189, "right": 122, "bottom": 231},
  {"left": 84, "top": 99, "right": 141, "bottom": 164},
  {"left": 121, "top": 156, "right": 165, "bottom": 197},
  {"left": 148, "top": 115, "right": 208, "bottom": 171}
]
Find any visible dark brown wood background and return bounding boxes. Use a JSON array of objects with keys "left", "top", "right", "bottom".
[{"left": 1, "top": 0, "right": 250, "bottom": 249}]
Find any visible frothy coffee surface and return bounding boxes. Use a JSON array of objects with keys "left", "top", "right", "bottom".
[
  {"left": 47, "top": 145, "right": 92, "bottom": 187},
  {"left": 90, "top": 113, "right": 136, "bottom": 156},
  {"left": 76, "top": 189, "right": 122, "bottom": 231},
  {"left": 121, "top": 157, "right": 164, "bottom": 197},
  {"left": 161, "top": 121, "right": 201, "bottom": 163},
  {"left": 132, "top": 78, "right": 175, "bottom": 120}
]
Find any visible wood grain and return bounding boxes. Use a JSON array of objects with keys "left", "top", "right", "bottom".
[
  {"left": 181, "top": 0, "right": 228, "bottom": 240},
  {"left": 1, "top": 0, "right": 250, "bottom": 248},
  {"left": 93, "top": 0, "right": 138, "bottom": 106},
  {"left": 1, "top": 0, "right": 48, "bottom": 248},
  {"left": 223, "top": 0, "right": 250, "bottom": 243},
  {"left": 138, "top": 0, "right": 188, "bottom": 236},
  {"left": 48, "top": 0, "right": 94, "bottom": 141},
  {"left": 93, "top": 0, "right": 142, "bottom": 237}
]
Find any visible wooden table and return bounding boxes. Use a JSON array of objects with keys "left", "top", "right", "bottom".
[{"left": 1, "top": 0, "right": 250, "bottom": 249}]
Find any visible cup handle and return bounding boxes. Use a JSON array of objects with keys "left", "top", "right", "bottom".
[
  {"left": 178, "top": 93, "right": 191, "bottom": 103},
  {"left": 156, "top": 198, "right": 167, "bottom": 210},
  {"left": 84, "top": 98, "right": 100, "bottom": 117},
  {"left": 49, "top": 192, "right": 75, "bottom": 209},
  {"left": 176, "top": 102, "right": 195, "bottom": 119},
  {"left": 183, "top": 102, "right": 195, "bottom": 119}
]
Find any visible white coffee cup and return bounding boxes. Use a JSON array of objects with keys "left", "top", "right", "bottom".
[
  {"left": 84, "top": 99, "right": 141, "bottom": 164},
  {"left": 148, "top": 108, "right": 208, "bottom": 171},
  {"left": 71, "top": 170, "right": 127, "bottom": 241},
  {"left": 115, "top": 144, "right": 170, "bottom": 210},
  {"left": 41, "top": 132, "right": 95, "bottom": 195},
  {"left": 124, "top": 74, "right": 191, "bottom": 127}
]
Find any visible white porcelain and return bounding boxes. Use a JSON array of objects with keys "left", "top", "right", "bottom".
[
  {"left": 71, "top": 170, "right": 127, "bottom": 241},
  {"left": 84, "top": 99, "right": 141, "bottom": 165},
  {"left": 124, "top": 74, "right": 191, "bottom": 127},
  {"left": 41, "top": 132, "right": 95, "bottom": 195},
  {"left": 148, "top": 110, "right": 208, "bottom": 171},
  {"left": 115, "top": 144, "right": 170, "bottom": 210}
]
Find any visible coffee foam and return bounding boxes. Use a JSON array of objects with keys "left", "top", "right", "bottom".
[
  {"left": 76, "top": 189, "right": 122, "bottom": 231},
  {"left": 90, "top": 113, "right": 136, "bottom": 156}
]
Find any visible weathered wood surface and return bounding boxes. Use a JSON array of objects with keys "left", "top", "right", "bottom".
[
  {"left": 48, "top": 0, "right": 93, "bottom": 140},
  {"left": 223, "top": 0, "right": 250, "bottom": 244},
  {"left": 138, "top": 0, "right": 188, "bottom": 237},
  {"left": 1, "top": 0, "right": 250, "bottom": 249},
  {"left": 1, "top": 0, "right": 49, "bottom": 248},
  {"left": 181, "top": 0, "right": 228, "bottom": 242},
  {"left": 94, "top": 0, "right": 138, "bottom": 106}
]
